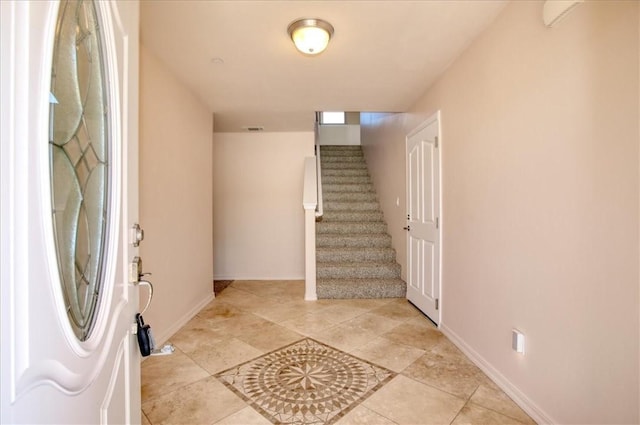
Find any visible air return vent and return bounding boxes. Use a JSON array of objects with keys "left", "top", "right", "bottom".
[{"left": 243, "top": 126, "right": 264, "bottom": 132}]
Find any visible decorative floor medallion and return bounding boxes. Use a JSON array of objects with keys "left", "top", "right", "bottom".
[{"left": 215, "top": 338, "right": 396, "bottom": 424}]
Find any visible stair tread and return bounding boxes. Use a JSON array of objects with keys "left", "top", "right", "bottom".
[
  {"left": 316, "top": 248, "right": 396, "bottom": 263},
  {"left": 317, "top": 233, "right": 390, "bottom": 238},
  {"left": 317, "top": 224, "right": 387, "bottom": 235},
  {"left": 321, "top": 156, "right": 365, "bottom": 161},
  {"left": 323, "top": 179, "right": 371, "bottom": 184},
  {"left": 325, "top": 192, "right": 376, "bottom": 197},
  {"left": 317, "top": 247, "right": 395, "bottom": 253},
  {"left": 317, "top": 237, "right": 392, "bottom": 248},
  {"left": 323, "top": 202, "right": 381, "bottom": 212},
  {"left": 321, "top": 213, "right": 384, "bottom": 221},
  {"left": 318, "top": 220, "right": 387, "bottom": 227},
  {"left": 322, "top": 170, "right": 369, "bottom": 176},
  {"left": 318, "top": 220, "right": 385, "bottom": 224},
  {"left": 318, "top": 277, "right": 405, "bottom": 283},
  {"left": 317, "top": 261, "right": 400, "bottom": 267},
  {"left": 324, "top": 189, "right": 374, "bottom": 193},
  {"left": 324, "top": 184, "right": 373, "bottom": 189}
]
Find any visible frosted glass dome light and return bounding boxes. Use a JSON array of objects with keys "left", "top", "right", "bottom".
[{"left": 288, "top": 18, "right": 334, "bottom": 55}]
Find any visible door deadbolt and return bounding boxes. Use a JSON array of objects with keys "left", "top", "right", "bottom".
[{"left": 131, "top": 223, "right": 144, "bottom": 247}]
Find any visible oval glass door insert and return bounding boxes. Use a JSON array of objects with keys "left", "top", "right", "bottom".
[{"left": 49, "top": 0, "right": 110, "bottom": 341}]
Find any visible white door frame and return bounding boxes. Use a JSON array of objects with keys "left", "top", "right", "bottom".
[{"left": 405, "top": 111, "right": 443, "bottom": 325}]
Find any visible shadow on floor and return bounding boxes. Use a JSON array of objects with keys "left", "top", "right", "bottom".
[{"left": 213, "top": 280, "right": 233, "bottom": 296}]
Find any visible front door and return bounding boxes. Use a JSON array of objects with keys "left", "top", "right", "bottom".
[
  {"left": 406, "top": 113, "right": 441, "bottom": 324},
  {"left": 1, "top": 1, "right": 141, "bottom": 423}
]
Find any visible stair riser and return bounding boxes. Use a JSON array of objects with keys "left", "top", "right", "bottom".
[
  {"left": 321, "top": 211, "right": 384, "bottom": 221},
  {"left": 324, "top": 192, "right": 377, "bottom": 202},
  {"left": 324, "top": 184, "right": 374, "bottom": 193},
  {"left": 317, "top": 235, "right": 391, "bottom": 248},
  {"left": 320, "top": 146, "right": 362, "bottom": 151},
  {"left": 316, "top": 279, "right": 406, "bottom": 299},
  {"left": 320, "top": 153, "right": 367, "bottom": 164},
  {"left": 322, "top": 176, "right": 371, "bottom": 184},
  {"left": 316, "top": 249, "right": 395, "bottom": 262},
  {"left": 317, "top": 222, "right": 387, "bottom": 234},
  {"left": 323, "top": 201, "right": 380, "bottom": 211},
  {"left": 317, "top": 264, "right": 401, "bottom": 279},
  {"left": 322, "top": 162, "right": 368, "bottom": 170},
  {"left": 322, "top": 169, "right": 369, "bottom": 177},
  {"left": 321, "top": 157, "right": 365, "bottom": 164}
]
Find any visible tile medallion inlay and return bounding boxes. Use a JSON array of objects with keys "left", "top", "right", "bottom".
[{"left": 215, "top": 338, "right": 396, "bottom": 425}]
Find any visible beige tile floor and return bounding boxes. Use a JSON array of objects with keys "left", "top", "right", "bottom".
[{"left": 141, "top": 280, "right": 536, "bottom": 425}]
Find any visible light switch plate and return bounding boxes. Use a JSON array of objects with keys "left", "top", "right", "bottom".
[{"left": 512, "top": 329, "right": 525, "bottom": 354}]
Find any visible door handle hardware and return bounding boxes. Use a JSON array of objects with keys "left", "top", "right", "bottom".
[
  {"left": 137, "top": 280, "right": 154, "bottom": 316},
  {"left": 403, "top": 226, "right": 411, "bottom": 231},
  {"left": 129, "top": 256, "right": 143, "bottom": 283},
  {"left": 131, "top": 223, "right": 144, "bottom": 247}
]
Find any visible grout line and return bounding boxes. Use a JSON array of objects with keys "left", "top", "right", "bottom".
[
  {"left": 145, "top": 282, "right": 535, "bottom": 424},
  {"left": 141, "top": 373, "right": 213, "bottom": 405},
  {"left": 398, "top": 372, "right": 471, "bottom": 402},
  {"left": 142, "top": 409, "right": 152, "bottom": 425},
  {"left": 464, "top": 398, "right": 535, "bottom": 425}
]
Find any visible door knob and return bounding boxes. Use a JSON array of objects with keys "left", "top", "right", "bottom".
[{"left": 403, "top": 226, "right": 411, "bottom": 231}]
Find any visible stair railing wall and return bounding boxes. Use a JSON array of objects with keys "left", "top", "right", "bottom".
[{"left": 303, "top": 156, "right": 318, "bottom": 301}]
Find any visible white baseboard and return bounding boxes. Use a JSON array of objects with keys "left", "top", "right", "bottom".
[
  {"left": 440, "top": 322, "right": 555, "bottom": 425},
  {"left": 153, "top": 293, "right": 215, "bottom": 347},
  {"left": 213, "top": 275, "right": 305, "bottom": 281}
]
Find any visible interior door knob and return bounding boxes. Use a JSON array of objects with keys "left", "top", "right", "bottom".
[{"left": 403, "top": 226, "right": 411, "bottom": 231}]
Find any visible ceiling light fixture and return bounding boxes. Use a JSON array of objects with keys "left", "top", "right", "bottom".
[{"left": 287, "top": 18, "right": 334, "bottom": 56}]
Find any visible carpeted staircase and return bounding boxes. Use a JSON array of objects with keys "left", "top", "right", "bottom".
[{"left": 316, "top": 145, "right": 406, "bottom": 299}]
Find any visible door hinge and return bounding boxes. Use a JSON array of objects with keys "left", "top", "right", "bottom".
[
  {"left": 435, "top": 298, "right": 439, "bottom": 310},
  {"left": 436, "top": 217, "right": 439, "bottom": 229},
  {"left": 435, "top": 136, "right": 439, "bottom": 148}
]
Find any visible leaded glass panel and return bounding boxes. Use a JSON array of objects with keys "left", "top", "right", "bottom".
[{"left": 49, "top": 0, "right": 110, "bottom": 341}]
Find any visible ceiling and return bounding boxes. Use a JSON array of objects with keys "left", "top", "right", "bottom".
[{"left": 141, "top": 1, "right": 507, "bottom": 132}]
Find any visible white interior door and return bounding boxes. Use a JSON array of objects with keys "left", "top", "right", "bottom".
[
  {"left": 406, "top": 114, "right": 441, "bottom": 324},
  {"left": 1, "top": 1, "right": 141, "bottom": 423}
]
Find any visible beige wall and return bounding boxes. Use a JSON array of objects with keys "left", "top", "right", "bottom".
[
  {"left": 212, "top": 132, "right": 314, "bottom": 279},
  {"left": 318, "top": 125, "right": 361, "bottom": 146},
  {"left": 139, "top": 45, "right": 214, "bottom": 344},
  {"left": 361, "top": 112, "right": 412, "bottom": 280},
  {"left": 361, "top": 1, "right": 639, "bottom": 423}
]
